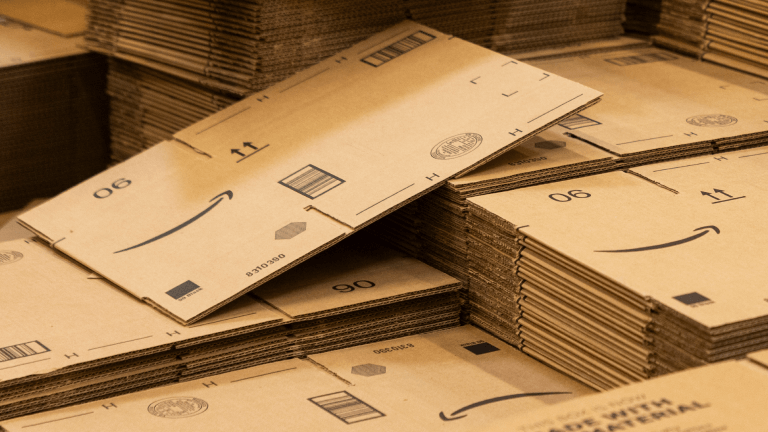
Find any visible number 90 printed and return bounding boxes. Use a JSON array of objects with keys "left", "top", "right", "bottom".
[{"left": 246, "top": 254, "right": 285, "bottom": 277}]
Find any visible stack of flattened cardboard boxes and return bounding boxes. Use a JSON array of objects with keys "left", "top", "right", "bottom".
[
  {"left": 467, "top": 145, "right": 768, "bottom": 389},
  {"left": 0, "top": 236, "right": 461, "bottom": 420},
  {"left": 0, "top": 326, "right": 596, "bottom": 431},
  {"left": 373, "top": 43, "right": 768, "bottom": 340},
  {"left": 85, "top": 0, "right": 627, "bottom": 162},
  {"left": 2, "top": 21, "right": 602, "bottom": 421},
  {"left": 0, "top": 2, "right": 109, "bottom": 212},
  {"left": 625, "top": 0, "right": 768, "bottom": 79}
]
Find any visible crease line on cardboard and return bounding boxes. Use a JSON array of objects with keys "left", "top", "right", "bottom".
[
  {"left": 192, "top": 106, "right": 251, "bottom": 137},
  {"left": 305, "top": 206, "right": 355, "bottom": 231},
  {"left": 624, "top": 170, "right": 679, "bottom": 194},
  {"left": 88, "top": 335, "right": 153, "bottom": 351},
  {"left": 303, "top": 357, "right": 353, "bottom": 386},
  {"left": 355, "top": 183, "right": 415, "bottom": 216},
  {"left": 173, "top": 138, "right": 212, "bottom": 158},
  {"left": 230, "top": 367, "right": 297, "bottom": 383},
  {"left": 20, "top": 412, "right": 93, "bottom": 428}
]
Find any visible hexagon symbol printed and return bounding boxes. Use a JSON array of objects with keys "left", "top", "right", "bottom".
[
  {"left": 351, "top": 364, "right": 386, "bottom": 377},
  {"left": 275, "top": 222, "right": 306, "bottom": 240}
]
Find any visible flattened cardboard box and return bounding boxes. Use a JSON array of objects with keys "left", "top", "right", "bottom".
[
  {"left": 482, "top": 352, "right": 768, "bottom": 432},
  {"left": 0, "top": 236, "right": 460, "bottom": 418},
  {"left": 19, "top": 20, "right": 602, "bottom": 324},
  {"left": 529, "top": 45, "right": 768, "bottom": 162},
  {"left": 0, "top": 326, "right": 594, "bottom": 431}
]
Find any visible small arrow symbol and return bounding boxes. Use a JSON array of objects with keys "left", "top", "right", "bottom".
[
  {"left": 540, "top": 73, "right": 550, "bottom": 81},
  {"left": 713, "top": 188, "right": 732, "bottom": 198},
  {"left": 243, "top": 142, "right": 257, "bottom": 150},
  {"left": 470, "top": 76, "right": 480, "bottom": 84},
  {"left": 231, "top": 149, "right": 245, "bottom": 157},
  {"left": 701, "top": 191, "right": 720, "bottom": 200}
]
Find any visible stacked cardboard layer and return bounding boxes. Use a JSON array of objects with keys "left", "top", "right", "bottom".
[
  {"left": 374, "top": 43, "right": 768, "bottom": 333},
  {"left": 371, "top": 127, "right": 618, "bottom": 324},
  {"left": 491, "top": 0, "right": 627, "bottom": 54},
  {"left": 528, "top": 45, "right": 768, "bottom": 164},
  {"left": 18, "top": 21, "right": 601, "bottom": 327},
  {"left": 0, "top": 18, "right": 108, "bottom": 212},
  {"left": 92, "top": 2, "right": 629, "bottom": 162},
  {"left": 87, "top": 0, "right": 626, "bottom": 96},
  {"left": 635, "top": 0, "right": 768, "bottom": 79},
  {"left": 107, "top": 58, "right": 239, "bottom": 163},
  {"left": 0, "top": 236, "right": 460, "bottom": 420},
  {"left": 484, "top": 350, "right": 768, "bottom": 432},
  {"left": 0, "top": 326, "right": 595, "bottom": 431},
  {"left": 466, "top": 146, "right": 768, "bottom": 390},
  {"left": 87, "top": 0, "right": 406, "bottom": 96}
]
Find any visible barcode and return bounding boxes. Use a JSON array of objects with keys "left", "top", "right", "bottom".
[
  {"left": 605, "top": 52, "right": 677, "bottom": 66},
  {"left": 279, "top": 164, "right": 344, "bottom": 199},
  {"left": 309, "top": 391, "right": 385, "bottom": 424},
  {"left": 558, "top": 113, "right": 601, "bottom": 130},
  {"left": 0, "top": 341, "right": 50, "bottom": 363},
  {"left": 362, "top": 31, "right": 436, "bottom": 67}
]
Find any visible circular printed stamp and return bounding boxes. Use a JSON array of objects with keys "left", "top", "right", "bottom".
[
  {"left": 431, "top": 133, "right": 483, "bottom": 160},
  {"left": 686, "top": 114, "right": 738, "bottom": 127},
  {"left": 147, "top": 397, "right": 208, "bottom": 419},
  {"left": 0, "top": 251, "right": 23, "bottom": 265}
]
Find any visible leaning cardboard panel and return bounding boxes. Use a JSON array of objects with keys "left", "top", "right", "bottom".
[
  {"left": 481, "top": 354, "right": 768, "bottom": 432},
  {"left": 18, "top": 20, "right": 602, "bottom": 324},
  {"left": 0, "top": 327, "right": 593, "bottom": 431},
  {"left": 0, "top": 238, "right": 284, "bottom": 388}
]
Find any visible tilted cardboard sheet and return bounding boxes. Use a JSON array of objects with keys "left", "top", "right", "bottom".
[
  {"left": 0, "top": 235, "right": 460, "bottom": 387},
  {"left": 468, "top": 146, "right": 768, "bottom": 330},
  {"left": 0, "top": 0, "right": 87, "bottom": 37},
  {"left": 0, "top": 21, "right": 85, "bottom": 68},
  {"left": 482, "top": 354, "right": 768, "bottom": 432},
  {"left": 0, "top": 238, "right": 283, "bottom": 388},
  {"left": 254, "top": 242, "right": 460, "bottom": 319},
  {"left": 18, "top": 20, "right": 602, "bottom": 324},
  {"left": 448, "top": 126, "right": 617, "bottom": 194},
  {"left": 0, "top": 326, "right": 593, "bottom": 431},
  {"left": 529, "top": 46, "right": 768, "bottom": 158}
]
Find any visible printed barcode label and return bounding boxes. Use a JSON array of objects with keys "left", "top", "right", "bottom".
[
  {"left": 0, "top": 341, "right": 50, "bottom": 363},
  {"left": 279, "top": 164, "right": 344, "bottom": 199},
  {"left": 558, "top": 113, "right": 601, "bottom": 130},
  {"left": 309, "top": 391, "right": 385, "bottom": 424},
  {"left": 605, "top": 52, "right": 677, "bottom": 66},
  {"left": 362, "top": 31, "right": 436, "bottom": 67}
]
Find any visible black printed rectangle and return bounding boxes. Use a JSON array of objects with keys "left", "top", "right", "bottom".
[
  {"left": 279, "top": 164, "right": 344, "bottom": 199},
  {"left": 558, "top": 113, "right": 601, "bottom": 130},
  {"left": 0, "top": 341, "right": 50, "bottom": 363},
  {"left": 309, "top": 391, "right": 385, "bottom": 424},
  {"left": 464, "top": 342, "right": 500, "bottom": 355},
  {"left": 361, "top": 31, "right": 436, "bottom": 67},
  {"left": 605, "top": 52, "right": 677, "bottom": 66},
  {"left": 166, "top": 280, "right": 200, "bottom": 300},
  {"left": 673, "top": 292, "right": 711, "bottom": 306}
]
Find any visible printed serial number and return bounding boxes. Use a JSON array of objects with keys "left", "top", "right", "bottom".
[
  {"left": 246, "top": 254, "right": 285, "bottom": 276},
  {"left": 374, "top": 343, "right": 414, "bottom": 354}
]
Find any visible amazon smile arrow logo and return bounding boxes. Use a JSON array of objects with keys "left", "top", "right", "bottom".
[
  {"left": 595, "top": 225, "right": 720, "bottom": 253},
  {"left": 115, "top": 191, "right": 233, "bottom": 254},
  {"left": 439, "top": 392, "right": 571, "bottom": 421}
]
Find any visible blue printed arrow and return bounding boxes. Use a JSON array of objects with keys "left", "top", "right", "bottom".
[
  {"left": 439, "top": 392, "right": 571, "bottom": 421},
  {"left": 115, "top": 191, "right": 233, "bottom": 254},
  {"left": 595, "top": 225, "right": 720, "bottom": 253}
]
